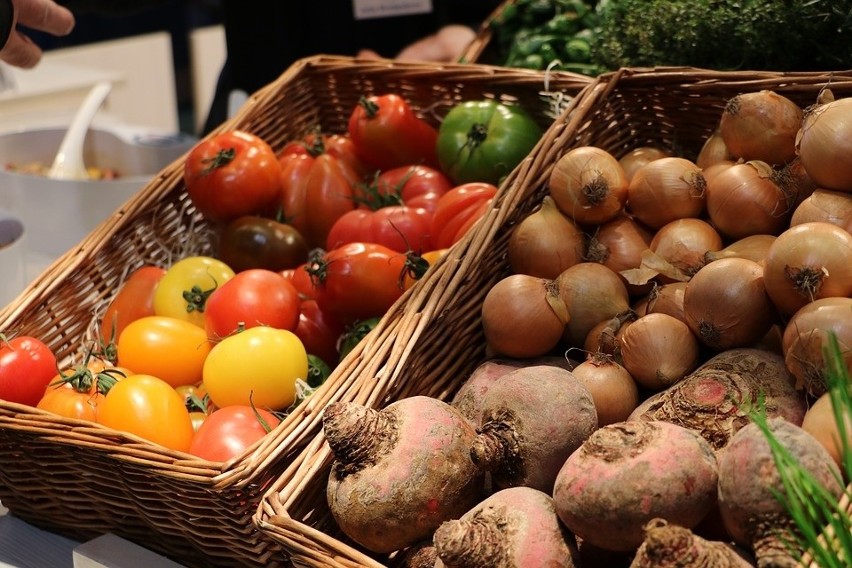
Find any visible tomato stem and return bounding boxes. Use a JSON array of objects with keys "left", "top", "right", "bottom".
[
  {"left": 200, "top": 148, "right": 236, "bottom": 176},
  {"left": 182, "top": 284, "right": 217, "bottom": 314},
  {"left": 358, "top": 96, "right": 380, "bottom": 119},
  {"left": 466, "top": 123, "right": 489, "bottom": 149}
]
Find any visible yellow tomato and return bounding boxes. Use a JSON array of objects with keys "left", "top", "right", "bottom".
[
  {"left": 117, "top": 316, "right": 212, "bottom": 387},
  {"left": 202, "top": 326, "right": 308, "bottom": 411},
  {"left": 153, "top": 256, "right": 235, "bottom": 328},
  {"left": 402, "top": 248, "right": 449, "bottom": 290}
]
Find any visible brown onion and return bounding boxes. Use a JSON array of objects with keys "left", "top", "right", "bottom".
[
  {"left": 548, "top": 146, "right": 628, "bottom": 226},
  {"left": 782, "top": 296, "right": 852, "bottom": 396},
  {"left": 618, "top": 146, "right": 672, "bottom": 181},
  {"left": 683, "top": 257, "right": 776, "bottom": 351},
  {"left": 585, "top": 215, "right": 654, "bottom": 295},
  {"left": 619, "top": 313, "right": 701, "bottom": 391},
  {"left": 776, "top": 158, "right": 818, "bottom": 210},
  {"left": 790, "top": 189, "right": 852, "bottom": 234},
  {"left": 556, "top": 262, "right": 631, "bottom": 348},
  {"left": 802, "top": 391, "right": 852, "bottom": 468},
  {"left": 626, "top": 157, "right": 707, "bottom": 229},
  {"left": 508, "top": 195, "right": 585, "bottom": 279},
  {"left": 696, "top": 130, "right": 734, "bottom": 169},
  {"left": 583, "top": 309, "right": 637, "bottom": 361},
  {"left": 704, "top": 234, "right": 777, "bottom": 265},
  {"left": 719, "top": 90, "right": 803, "bottom": 165},
  {"left": 571, "top": 352, "right": 639, "bottom": 426},
  {"left": 702, "top": 160, "right": 735, "bottom": 185},
  {"left": 650, "top": 218, "right": 723, "bottom": 279},
  {"left": 796, "top": 96, "right": 852, "bottom": 192},
  {"left": 764, "top": 222, "right": 852, "bottom": 315},
  {"left": 481, "top": 274, "right": 570, "bottom": 358},
  {"left": 643, "top": 281, "right": 688, "bottom": 324},
  {"left": 705, "top": 160, "right": 793, "bottom": 239}
]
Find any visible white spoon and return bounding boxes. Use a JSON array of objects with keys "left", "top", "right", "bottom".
[{"left": 47, "top": 81, "right": 113, "bottom": 180}]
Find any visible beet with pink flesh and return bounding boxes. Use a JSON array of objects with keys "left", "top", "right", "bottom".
[
  {"left": 630, "top": 518, "right": 755, "bottom": 567},
  {"left": 324, "top": 396, "right": 485, "bottom": 553},
  {"left": 717, "top": 417, "right": 843, "bottom": 568},
  {"left": 629, "top": 348, "right": 806, "bottom": 450},
  {"left": 433, "top": 486, "right": 580, "bottom": 568},
  {"left": 553, "top": 420, "right": 719, "bottom": 552},
  {"left": 469, "top": 365, "right": 597, "bottom": 493}
]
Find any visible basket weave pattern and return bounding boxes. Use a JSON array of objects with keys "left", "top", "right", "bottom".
[
  {"left": 255, "top": 67, "right": 852, "bottom": 567},
  {"left": 0, "top": 55, "right": 590, "bottom": 567}
]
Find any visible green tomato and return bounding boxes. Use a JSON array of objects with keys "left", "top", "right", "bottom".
[{"left": 436, "top": 100, "right": 543, "bottom": 185}]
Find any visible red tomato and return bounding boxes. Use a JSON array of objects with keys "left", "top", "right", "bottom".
[
  {"left": 347, "top": 94, "right": 439, "bottom": 171},
  {"left": 295, "top": 299, "right": 345, "bottom": 366},
  {"left": 279, "top": 139, "right": 363, "bottom": 249},
  {"left": 369, "top": 165, "right": 453, "bottom": 214},
  {"left": 99, "top": 265, "right": 166, "bottom": 345},
  {"left": 188, "top": 405, "right": 281, "bottom": 462},
  {"left": 0, "top": 336, "right": 57, "bottom": 406},
  {"left": 281, "top": 262, "right": 318, "bottom": 300},
  {"left": 281, "top": 132, "right": 368, "bottom": 177},
  {"left": 325, "top": 206, "right": 433, "bottom": 254},
  {"left": 309, "top": 242, "right": 407, "bottom": 325},
  {"left": 430, "top": 182, "right": 498, "bottom": 250},
  {"left": 204, "top": 269, "right": 302, "bottom": 339},
  {"left": 184, "top": 130, "right": 283, "bottom": 223}
]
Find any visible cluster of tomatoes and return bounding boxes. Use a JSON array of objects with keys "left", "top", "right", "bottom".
[{"left": 0, "top": 93, "right": 543, "bottom": 461}]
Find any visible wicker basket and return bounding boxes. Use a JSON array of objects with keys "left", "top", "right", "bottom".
[
  {"left": 254, "top": 66, "right": 852, "bottom": 567},
  {"left": 0, "top": 55, "right": 590, "bottom": 567}
]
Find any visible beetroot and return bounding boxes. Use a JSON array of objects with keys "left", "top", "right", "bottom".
[
  {"left": 717, "top": 417, "right": 843, "bottom": 567},
  {"left": 553, "top": 420, "right": 719, "bottom": 552},
  {"left": 432, "top": 486, "right": 580, "bottom": 568},
  {"left": 469, "top": 365, "right": 597, "bottom": 492},
  {"left": 630, "top": 519, "right": 755, "bottom": 568},
  {"left": 629, "top": 348, "right": 806, "bottom": 450},
  {"left": 451, "top": 355, "right": 577, "bottom": 427},
  {"left": 324, "top": 396, "right": 484, "bottom": 553}
]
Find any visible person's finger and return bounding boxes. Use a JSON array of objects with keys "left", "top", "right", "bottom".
[
  {"left": 15, "top": 0, "right": 74, "bottom": 36},
  {"left": 1, "top": 30, "right": 42, "bottom": 68}
]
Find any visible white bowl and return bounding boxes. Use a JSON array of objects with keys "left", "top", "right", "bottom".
[{"left": 0, "top": 126, "right": 196, "bottom": 260}]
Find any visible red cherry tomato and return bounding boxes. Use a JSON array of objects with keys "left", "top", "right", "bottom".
[
  {"left": 0, "top": 336, "right": 57, "bottom": 407},
  {"left": 294, "top": 299, "right": 346, "bottom": 366},
  {"left": 309, "top": 242, "right": 407, "bottom": 325},
  {"left": 281, "top": 262, "right": 318, "bottom": 301},
  {"left": 430, "top": 182, "right": 498, "bottom": 249},
  {"left": 188, "top": 405, "right": 281, "bottom": 463},
  {"left": 347, "top": 94, "right": 439, "bottom": 171},
  {"left": 184, "top": 130, "right": 282, "bottom": 223},
  {"left": 204, "top": 269, "right": 302, "bottom": 339}
]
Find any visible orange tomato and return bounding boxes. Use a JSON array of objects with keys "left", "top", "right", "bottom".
[
  {"left": 99, "top": 265, "right": 166, "bottom": 345},
  {"left": 97, "top": 374, "right": 195, "bottom": 452},
  {"left": 402, "top": 248, "right": 449, "bottom": 290}
]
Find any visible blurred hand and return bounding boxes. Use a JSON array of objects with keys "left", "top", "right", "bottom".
[
  {"left": 395, "top": 25, "right": 476, "bottom": 63},
  {"left": 1, "top": 0, "right": 74, "bottom": 68}
]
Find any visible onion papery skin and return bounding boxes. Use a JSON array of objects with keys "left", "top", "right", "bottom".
[
  {"left": 790, "top": 189, "right": 852, "bottom": 234},
  {"left": 548, "top": 146, "right": 629, "bottom": 226},
  {"left": 705, "top": 161, "right": 793, "bottom": 240},
  {"left": 649, "top": 218, "right": 723, "bottom": 279},
  {"left": 782, "top": 296, "right": 852, "bottom": 397},
  {"left": 640, "top": 282, "right": 688, "bottom": 325},
  {"left": 697, "top": 130, "right": 734, "bottom": 169},
  {"left": 572, "top": 353, "right": 639, "bottom": 426},
  {"left": 719, "top": 90, "right": 803, "bottom": 166},
  {"left": 683, "top": 257, "right": 776, "bottom": 351},
  {"left": 585, "top": 215, "right": 654, "bottom": 296},
  {"left": 704, "top": 234, "right": 777, "bottom": 265},
  {"left": 481, "top": 274, "right": 570, "bottom": 359},
  {"left": 619, "top": 146, "right": 672, "bottom": 182},
  {"left": 796, "top": 97, "right": 852, "bottom": 192},
  {"left": 763, "top": 222, "right": 852, "bottom": 316},
  {"left": 556, "top": 262, "right": 631, "bottom": 348},
  {"left": 619, "top": 312, "right": 701, "bottom": 392},
  {"left": 508, "top": 195, "right": 586, "bottom": 279},
  {"left": 626, "top": 157, "right": 707, "bottom": 230}
]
